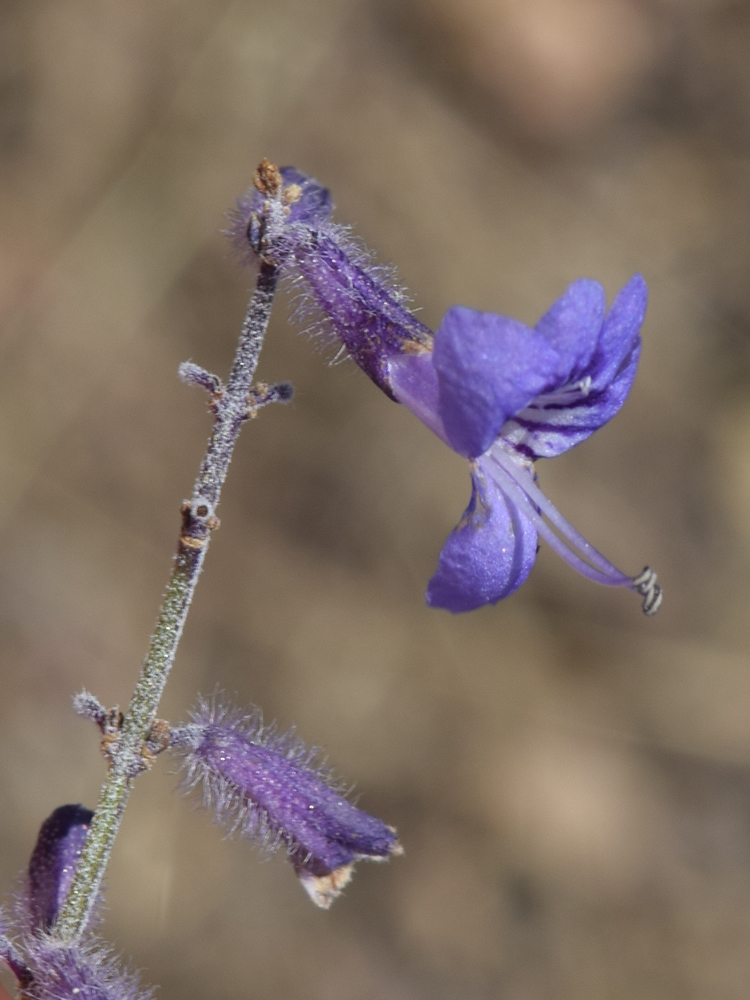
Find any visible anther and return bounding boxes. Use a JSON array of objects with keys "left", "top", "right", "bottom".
[{"left": 632, "top": 566, "right": 662, "bottom": 615}]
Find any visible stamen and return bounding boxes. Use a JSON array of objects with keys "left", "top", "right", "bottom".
[
  {"left": 488, "top": 446, "right": 629, "bottom": 583},
  {"left": 526, "top": 375, "right": 593, "bottom": 409},
  {"left": 632, "top": 566, "right": 663, "bottom": 615},
  {"left": 484, "top": 448, "right": 662, "bottom": 613},
  {"left": 486, "top": 461, "right": 631, "bottom": 587}
]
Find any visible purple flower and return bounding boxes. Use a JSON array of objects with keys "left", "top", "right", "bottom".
[
  {"left": 388, "top": 277, "right": 662, "bottom": 614},
  {"left": 234, "top": 166, "right": 661, "bottom": 615},
  {"left": 27, "top": 805, "right": 94, "bottom": 932},
  {"left": 170, "top": 698, "right": 402, "bottom": 908}
]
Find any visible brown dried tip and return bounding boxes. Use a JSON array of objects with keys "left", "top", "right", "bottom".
[
  {"left": 253, "top": 159, "right": 282, "bottom": 197},
  {"left": 282, "top": 183, "right": 303, "bottom": 206}
]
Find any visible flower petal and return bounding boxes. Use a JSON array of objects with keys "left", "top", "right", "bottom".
[
  {"left": 534, "top": 279, "right": 606, "bottom": 385},
  {"left": 387, "top": 352, "right": 449, "bottom": 444},
  {"left": 278, "top": 166, "right": 333, "bottom": 226},
  {"left": 433, "top": 307, "right": 561, "bottom": 458},
  {"left": 502, "top": 340, "right": 641, "bottom": 458},
  {"left": 426, "top": 465, "right": 538, "bottom": 612},
  {"left": 588, "top": 274, "right": 647, "bottom": 390}
]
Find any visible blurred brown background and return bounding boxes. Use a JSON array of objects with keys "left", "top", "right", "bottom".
[{"left": 1, "top": 0, "right": 750, "bottom": 997}]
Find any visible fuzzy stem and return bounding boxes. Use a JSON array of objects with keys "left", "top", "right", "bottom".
[{"left": 52, "top": 259, "right": 279, "bottom": 942}]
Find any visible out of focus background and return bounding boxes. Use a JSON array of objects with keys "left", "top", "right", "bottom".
[{"left": 1, "top": 0, "right": 750, "bottom": 996}]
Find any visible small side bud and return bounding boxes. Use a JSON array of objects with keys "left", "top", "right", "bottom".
[
  {"left": 178, "top": 362, "right": 223, "bottom": 396},
  {"left": 72, "top": 691, "right": 108, "bottom": 730},
  {"left": 245, "top": 381, "right": 295, "bottom": 417},
  {"left": 170, "top": 697, "right": 402, "bottom": 908},
  {"left": 141, "top": 720, "right": 171, "bottom": 768},
  {"left": 27, "top": 805, "right": 94, "bottom": 931},
  {"left": 273, "top": 381, "right": 294, "bottom": 402}
]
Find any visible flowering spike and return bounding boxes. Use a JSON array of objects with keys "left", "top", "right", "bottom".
[
  {"left": 27, "top": 805, "right": 94, "bottom": 932},
  {"left": 170, "top": 697, "right": 402, "bottom": 908}
]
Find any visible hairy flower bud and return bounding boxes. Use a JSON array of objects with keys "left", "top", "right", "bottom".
[
  {"left": 1, "top": 809, "right": 152, "bottom": 1000},
  {"left": 18, "top": 939, "right": 152, "bottom": 1000},
  {"left": 170, "top": 698, "right": 402, "bottom": 908},
  {"left": 229, "top": 164, "right": 432, "bottom": 395},
  {"left": 27, "top": 805, "right": 94, "bottom": 932}
]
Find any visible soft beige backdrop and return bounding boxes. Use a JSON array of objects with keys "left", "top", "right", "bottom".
[{"left": 1, "top": 1, "right": 750, "bottom": 998}]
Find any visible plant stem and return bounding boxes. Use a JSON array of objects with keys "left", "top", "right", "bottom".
[{"left": 53, "top": 258, "right": 279, "bottom": 942}]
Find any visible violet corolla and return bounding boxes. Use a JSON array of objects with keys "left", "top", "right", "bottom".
[
  {"left": 235, "top": 166, "right": 661, "bottom": 615},
  {"left": 170, "top": 697, "right": 402, "bottom": 909}
]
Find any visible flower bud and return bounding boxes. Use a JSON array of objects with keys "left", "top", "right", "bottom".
[
  {"left": 28, "top": 805, "right": 94, "bottom": 932},
  {"left": 171, "top": 699, "right": 402, "bottom": 908}
]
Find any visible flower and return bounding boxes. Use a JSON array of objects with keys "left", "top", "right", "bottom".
[
  {"left": 170, "top": 697, "right": 402, "bottom": 908},
  {"left": 387, "top": 276, "right": 662, "bottom": 614},
  {"left": 233, "top": 165, "right": 661, "bottom": 615}
]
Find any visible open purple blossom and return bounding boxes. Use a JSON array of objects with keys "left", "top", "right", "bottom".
[
  {"left": 388, "top": 276, "right": 661, "bottom": 614},
  {"left": 170, "top": 697, "right": 402, "bottom": 909},
  {"left": 236, "top": 168, "right": 661, "bottom": 615}
]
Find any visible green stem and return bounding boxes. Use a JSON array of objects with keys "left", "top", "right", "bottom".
[{"left": 53, "top": 258, "right": 279, "bottom": 942}]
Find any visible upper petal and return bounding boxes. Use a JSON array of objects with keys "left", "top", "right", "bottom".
[
  {"left": 426, "top": 464, "right": 538, "bottom": 612},
  {"left": 433, "top": 307, "right": 561, "bottom": 458},
  {"left": 534, "top": 279, "right": 607, "bottom": 385},
  {"left": 588, "top": 274, "right": 647, "bottom": 390}
]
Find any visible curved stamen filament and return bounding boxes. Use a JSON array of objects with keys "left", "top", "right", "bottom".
[
  {"left": 485, "top": 448, "right": 662, "bottom": 614},
  {"left": 486, "top": 461, "right": 630, "bottom": 587},
  {"left": 487, "top": 446, "right": 630, "bottom": 584}
]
